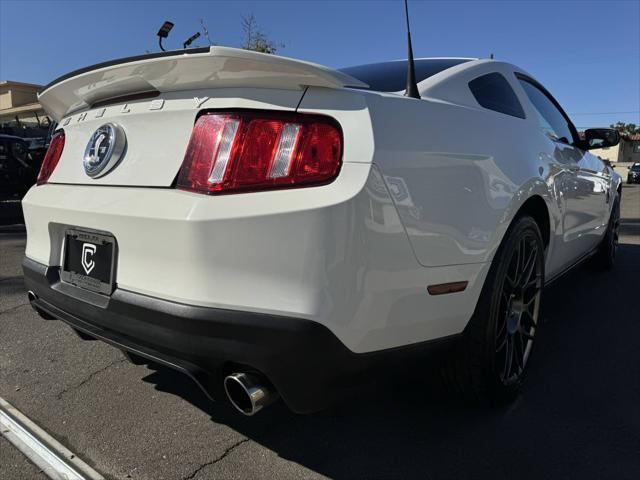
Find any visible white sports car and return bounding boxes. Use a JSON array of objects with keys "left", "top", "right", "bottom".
[{"left": 23, "top": 47, "right": 621, "bottom": 415}]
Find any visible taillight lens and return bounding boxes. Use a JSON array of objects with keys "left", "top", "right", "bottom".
[
  {"left": 37, "top": 130, "right": 65, "bottom": 185},
  {"left": 177, "top": 112, "right": 342, "bottom": 194}
]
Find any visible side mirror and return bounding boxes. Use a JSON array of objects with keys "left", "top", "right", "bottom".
[{"left": 584, "top": 128, "right": 620, "bottom": 150}]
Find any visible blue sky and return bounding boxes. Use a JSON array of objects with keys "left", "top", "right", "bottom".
[{"left": 1, "top": 0, "right": 638, "bottom": 129}]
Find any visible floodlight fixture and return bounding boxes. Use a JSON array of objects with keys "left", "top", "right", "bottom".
[{"left": 157, "top": 21, "right": 174, "bottom": 51}]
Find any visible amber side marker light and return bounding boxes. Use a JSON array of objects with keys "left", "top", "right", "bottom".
[{"left": 427, "top": 281, "right": 469, "bottom": 296}]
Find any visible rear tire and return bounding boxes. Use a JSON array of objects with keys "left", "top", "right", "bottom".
[
  {"left": 442, "top": 215, "right": 545, "bottom": 402},
  {"left": 591, "top": 197, "right": 620, "bottom": 271}
]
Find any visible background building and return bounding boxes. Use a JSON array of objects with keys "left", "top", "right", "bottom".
[
  {"left": 584, "top": 133, "right": 640, "bottom": 164},
  {"left": 0, "top": 80, "right": 51, "bottom": 141},
  {"left": 617, "top": 134, "right": 640, "bottom": 164}
]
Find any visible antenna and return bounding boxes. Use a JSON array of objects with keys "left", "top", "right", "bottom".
[{"left": 403, "top": 0, "right": 420, "bottom": 99}]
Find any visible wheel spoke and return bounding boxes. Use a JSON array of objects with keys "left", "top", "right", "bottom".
[
  {"left": 519, "top": 246, "right": 537, "bottom": 286},
  {"left": 497, "top": 312, "right": 507, "bottom": 334},
  {"left": 496, "top": 309, "right": 508, "bottom": 350},
  {"left": 521, "top": 310, "right": 537, "bottom": 329},
  {"left": 501, "top": 289, "right": 511, "bottom": 304},
  {"left": 506, "top": 242, "right": 523, "bottom": 287},
  {"left": 523, "top": 292, "right": 539, "bottom": 312},
  {"left": 520, "top": 328, "right": 535, "bottom": 341},
  {"left": 514, "top": 241, "right": 526, "bottom": 284},
  {"left": 514, "top": 334, "right": 524, "bottom": 373},
  {"left": 495, "top": 329, "right": 508, "bottom": 352},
  {"left": 516, "top": 239, "right": 525, "bottom": 276},
  {"left": 503, "top": 337, "right": 513, "bottom": 380},
  {"left": 524, "top": 276, "right": 539, "bottom": 290}
]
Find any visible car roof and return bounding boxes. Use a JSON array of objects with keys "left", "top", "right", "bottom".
[{"left": 338, "top": 57, "right": 480, "bottom": 93}]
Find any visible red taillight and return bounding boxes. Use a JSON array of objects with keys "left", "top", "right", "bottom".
[
  {"left": 177, "top": 112, "right": 342, "bottom": 194},
  {"left": 37, "top": 130, "right": 65, "bottom": 185}
]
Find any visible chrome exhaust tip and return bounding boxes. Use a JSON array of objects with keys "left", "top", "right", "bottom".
[
  {"left": 27, "top": 290, "right": 55, "bottom": 320},
  {"left": 223, "top": 372, "right": 278, "bottom": 416}
]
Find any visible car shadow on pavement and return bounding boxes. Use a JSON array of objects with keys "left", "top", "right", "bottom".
[{"left": 141, "top": 242, "right": 640, "bottom": 479}]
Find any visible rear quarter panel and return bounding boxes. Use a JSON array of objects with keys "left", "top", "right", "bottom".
[{"left": 320, "top": 61, "right": 561, "bottom": 269}]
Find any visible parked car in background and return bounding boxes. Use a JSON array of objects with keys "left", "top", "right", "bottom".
[
  {"left": 0, "top": 134, "right": 41, "bottom": 199},
  {"left": 23, "top": 137, "right": 46, "bottom": 151},
  {"left": 23, "top": 48, "right": 622, "bottom": 416},
  {"left": 0, "top": 133, "right": 43, "bottom": 224},
  {"left": 22, "top": 136, "right": 48, "bottom": 164},
  {"left": 628, "top": 162, "right": 640, "bottom": 184}
]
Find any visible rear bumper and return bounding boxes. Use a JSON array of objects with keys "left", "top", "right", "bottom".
[
  {"left": 24, "top": 257, "right": 456, "bottom": 413},
  {"left": 22, "top": 168, "right": 489, "bottom": 354}
]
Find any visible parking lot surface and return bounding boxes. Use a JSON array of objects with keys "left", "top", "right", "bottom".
[{"left": 1, "top": 185, "right": 639, "bottom": 480}]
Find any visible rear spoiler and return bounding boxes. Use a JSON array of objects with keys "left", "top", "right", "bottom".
[{"left": 38, "top": 46, "right": 368, "bottom": 121}]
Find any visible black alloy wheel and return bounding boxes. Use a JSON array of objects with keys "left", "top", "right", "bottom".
[
  {"left": 443, "top": 215, "right": 545, "bottom": 402},
  {"left": 494, "top": 232, "right": 543, "bottom": 386}
]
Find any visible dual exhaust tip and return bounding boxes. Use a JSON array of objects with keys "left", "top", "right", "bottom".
[{"left": 223, "top": 372, "right": 278, "bottom": 416}]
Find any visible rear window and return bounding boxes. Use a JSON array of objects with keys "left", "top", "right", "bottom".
[
  {"left": 469, "top": 73, "right": 525, "bottom": 119},
  {"left": 339, "top": 58, "right": 472, "bottom": 92}
]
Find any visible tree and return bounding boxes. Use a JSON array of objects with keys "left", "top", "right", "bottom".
[
  {"left": 241, "top": 14, "right": 283, "bottom": 54},
  {"left": 200, "top": 18, "right": 213, "bottom": 46},
  {"left": 160, "top": 14, "right": 282, "bottom": 54},
  {"left": 609, "top": 122, "right": 640, "bottom": 136}
]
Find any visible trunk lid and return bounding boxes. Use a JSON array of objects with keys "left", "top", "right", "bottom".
[{"left": 39, "top": 47, "right": 365, "bottom": 187}]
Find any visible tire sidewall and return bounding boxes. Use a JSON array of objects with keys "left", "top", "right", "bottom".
[{"left": 591, "top": 196, "right": 621, "bottom": 271}]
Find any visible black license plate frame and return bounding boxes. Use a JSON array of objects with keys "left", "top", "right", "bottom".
[{"left": 60, "top": 228, "right": 117, "bottom": 295}]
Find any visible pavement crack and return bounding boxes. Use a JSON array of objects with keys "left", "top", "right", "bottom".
[
  {"left": 0, "top": 302, "right": 29, "bottom": 315},
  {"left": 57, "top": 358, "right": 126, "bottom": 398},
  {"left": 179, "top": 438, "right": 250, "bottom": 480}
]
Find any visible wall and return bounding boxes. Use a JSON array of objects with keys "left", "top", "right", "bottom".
[
  {"left": 0, "top": 90, "right": 12, "bottom": 110},
  {"left": 620, "top": 140, "right": 640, "bottom": 164},
  {"left": 590, "top": 143, "right": 621, "bottom": 162}
]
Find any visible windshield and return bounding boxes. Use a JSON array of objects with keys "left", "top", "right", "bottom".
[
  {"left": 339, "top": 58, "right": 472, "bottom": 92},
  {"left": 631, "top": 163, "right": 640, "bottom": 171}
]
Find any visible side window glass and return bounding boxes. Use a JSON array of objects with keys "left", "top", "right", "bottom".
[
  {"left": 468, "top": 72, "right": 526, "bottom": 119},
  {"left": 518, "top": 79, "right": 574, "bottom": 144},
  {"left": 11, "top": 141, "right": 28, "bottom": 164}
]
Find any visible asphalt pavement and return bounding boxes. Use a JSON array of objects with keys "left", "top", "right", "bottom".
[{"left": 1, "top": 185, "right": 639, "bottom": 480}]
